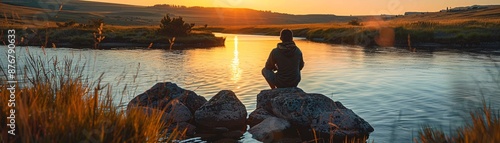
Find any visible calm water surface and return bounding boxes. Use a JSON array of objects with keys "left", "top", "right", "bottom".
[{"left": 2, "top": 33, "right": 499, "bottom": 142}]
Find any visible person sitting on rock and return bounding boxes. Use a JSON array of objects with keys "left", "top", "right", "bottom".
[{"left": 262, "top": 29, "right": 305, "bottom": 89}]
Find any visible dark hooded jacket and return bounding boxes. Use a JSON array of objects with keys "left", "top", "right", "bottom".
[{"left": 265, "top": 41, "right": 304, "bottom": 88}]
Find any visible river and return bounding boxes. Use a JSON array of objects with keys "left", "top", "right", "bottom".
[{"left": 1, "top": 33, "right": 499, "bottom": 142}]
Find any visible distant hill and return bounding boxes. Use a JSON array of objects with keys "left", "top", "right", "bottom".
[
  {"left": 394, "top": 5, "right": 500, "bottom": 22},
  {"left": 0, "top": 0, "right": 384, "bottom": 26},
  {"left": 2, "top": 0, "right": 499, "bottom": 27}
]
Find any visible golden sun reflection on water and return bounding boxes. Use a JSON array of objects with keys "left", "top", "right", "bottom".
[{"left": 231, "top": 36, "right": 242, "bottom": 84}]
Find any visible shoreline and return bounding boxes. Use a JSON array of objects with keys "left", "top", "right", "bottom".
[
  {"left": 17, "top": 41, "right": 226, "bottom": 49},
  {"left": 200, "top": 20, "right": 500, "bottom": 52},
  {"left": 216, "top": 31, "right": 500, "bottom": 54},
  {"left": 1, "top": 27, "right": 226, "bottom": 49},
  {"left": 11, "top": 33, "right": 499, "bottom": 55}
]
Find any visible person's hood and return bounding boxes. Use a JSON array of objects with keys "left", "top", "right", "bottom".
[{"left": 277, "top": 41, "right": 298, "bottom": 57}]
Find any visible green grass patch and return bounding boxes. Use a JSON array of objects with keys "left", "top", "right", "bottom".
[{"left": 0, "top": 26, "right": 225, "bottom": 48}]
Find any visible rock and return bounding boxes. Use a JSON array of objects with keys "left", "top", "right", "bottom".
[
  {"left": 247, "top": 107, "right": 275, "bottom": 127},
  {"left": 310, "top": 109, "right": 374, "bottom": 141},
  {"left": 213, "top": 127, "right": 230, "bottom": 134},
  {"left": 193, "top": 133, "right": 219, "bottom": 141},
  {"left": 166, "top": 122, "right": 196, "bottom": 136},
  {"left": 222, "top": 130, "right": 244, "bottom": 139},
  {"left": 127, "top": 107, "right": 171, "bottom": 123},
  {"left": 213, "top": 138, "right": 238, "bottom": 143},
  {"left": 333, "top": 101, "right": 347, "bottom": 109},
  {"left": 270, "top": 93, "right": 344, "bottom": 127},
  {"left": 248, "top": 117, "right": 291, "bottom": 143},
  {"left": 250, "top": 88, "right": 373, "bottom": 142},
  {"left": 256, "top": 87, "right": 305, "bottom": 109},
  {"left": 127, "top": 82, "right": 206, "bottom": 114},
  {"left": 175, "top": 91, "right": 208, "bottom": 114},
  {"left": 163, "top": 99, "right": 192, "bottom": 123},
  {"left": 190, "top": 130, "right": 243, "bottom": 142},
  {"left": 127, "top": 82, "right": 186, "bottom": 108},
  {"left": 195, "top": 90, "right": 247, "bottom": 130}
]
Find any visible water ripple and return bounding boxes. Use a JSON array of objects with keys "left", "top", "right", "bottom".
[{"left": 2, "top": 34, "right": 498, "bottom": 143}]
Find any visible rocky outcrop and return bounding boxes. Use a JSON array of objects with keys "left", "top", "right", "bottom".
[
  {"left": 128, "top": 83, "right": 248, "bottom": 142},
  {"left": 194, "top": 90, "right": 247, "bottom": 130},
  {"left": 127, "top": 82, "right": 206, "bottom": 114},
  {"left": 129, "top": 83, "right": 372, "bottom": 142},
  {"left": 127, "top": 82, "right": 204, "bottom": 138},
  {"left": 247, "top": 87, "right": 374, "bottom": 142}
]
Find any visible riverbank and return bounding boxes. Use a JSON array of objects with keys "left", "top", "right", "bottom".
[
  {"left": 1, "top": 26, "right": 225, "bottom": 49},
  {"left": 197, "top": 20, "right": 500, "bottom": 50}
]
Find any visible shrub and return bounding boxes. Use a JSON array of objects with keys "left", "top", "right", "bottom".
[
  {"left": 158, "top": 14, "right": 195, "bottom": 36},
  {"left": 348, "top": 19, "right": 362, "bottom": 26}
]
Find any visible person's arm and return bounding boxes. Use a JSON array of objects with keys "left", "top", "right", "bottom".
[
  {"left": 265, "top": 49, "right": 277, "bottom": 71},
  {"left": 299, "top": 53, "right": 304, "bottom": 70}
]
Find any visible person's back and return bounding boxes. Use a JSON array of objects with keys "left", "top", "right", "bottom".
[{"left": 262, "top": 29, "right": 304, "bottom": 89}]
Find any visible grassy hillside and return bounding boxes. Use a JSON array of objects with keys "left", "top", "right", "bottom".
[
  {"left": 2, "top": 1, "right": 499, "bottom": 49},
  {"left": 392, "top": 5, "right": 500, "bottom": 22},
  {"left": 3, "top": 1, "right": 499, "bottom": 27},
  {"left": 1, "top": 0, "right": 376, "bottom": 27}
]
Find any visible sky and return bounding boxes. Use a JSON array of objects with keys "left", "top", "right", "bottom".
[{"left": 84, "top": 0, "right": 499, "bottom": 15}]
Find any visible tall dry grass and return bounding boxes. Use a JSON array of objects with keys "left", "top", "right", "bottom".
[
  {"left": 416, "top": 60, "right": 500, "bottom": 143},
  {"left": 416, "top": 102, "right": 500, "bottom": 143},
  {"left": 0, "top": 52, "right": 181, "bottom": 142}
]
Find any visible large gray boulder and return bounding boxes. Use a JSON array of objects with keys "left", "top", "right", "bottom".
[
  {"left": 247, "top": 107, "right": 275, "bottom": 127},
  {"left": 310, "top": 109, "right": 374, "bottom": 140},
  {"left": 195, "top": 90, "right": 247, "bottom": 130},
  {"left": 248, "top": 117, "right": 291, "bottom": 143},
  {"left": 270, "top": 93, "right": 346, "bottom": 127},
  {"left": 127, "top": 82, "right": 207, "bottom": 114},
  {"left": 256, "top": 87, "right": 305, "bottom": 109},
  {"left": 248, "top": 88, "right": 373, "bottom": 142}
]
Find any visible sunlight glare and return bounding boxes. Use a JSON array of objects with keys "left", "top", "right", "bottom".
[{"left": 231, "top": 36, "right": 242, "bottom": 83}]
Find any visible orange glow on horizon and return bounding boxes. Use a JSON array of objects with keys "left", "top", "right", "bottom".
[{"left": 83, "top": 0, "right": 500, "bottom": 15}]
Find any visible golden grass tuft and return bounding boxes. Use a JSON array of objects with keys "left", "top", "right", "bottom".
[
  {"left": 416, "top": 102, "right": 500, "bottom": 143},
  {"left": 454, "top": 103, "right": 500, "bottom": 142},
  {"left": 417, "top": 60, "right": 500, "bottom": 143},
  {"left": 0, "top": 53, "right": 181, "bottom": 142}
]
